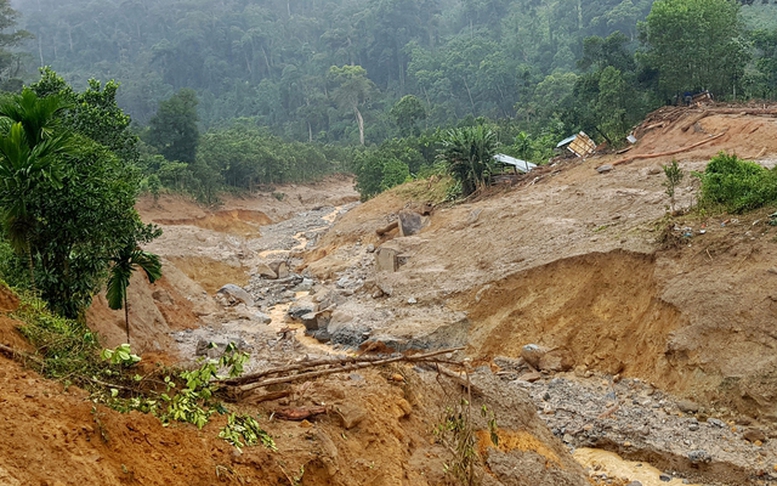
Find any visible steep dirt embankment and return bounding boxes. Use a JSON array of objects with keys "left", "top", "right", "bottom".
[
  {"left": 305, "top": 105, "right": 777, "bottom": 421},
  {"left": 458, "top": 251, "right": 685, "bottom": 383}
]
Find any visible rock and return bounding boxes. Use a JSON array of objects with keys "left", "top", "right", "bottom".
[
  {"left": 295, "top": 278, "right": 314, "bottom": 292},
  {"left": 688, "top": 450, "right": 711, "bottom": 464},
  {"left": 407, "top": 297, "right": 417, "bottom": 305},
  {"left": 216, "top": 284, "right": 254, "bottom": 307},
  {"left": 255, "top": 263, "right": 278, "bottom": 279},
  {"left": 521, "top": 344, "right": 545, "bottom": 369},
  {"left": 288, "top": 299, "right": 318, "bottom": 319},
  {"left": 398, "top": 210, "right": 425, "bottom": 236},
  {"left": 253, "top": 311, "right": 272, "bottom": 324},
  {"left": 300, "top": 312, "right": 320, "bottom": 331},
  {"left": 336, "top": 403, "right": 367, "bottom": 429},
  {"left": 626, "top": 482, "right": 643, "bottom": 486},
  {"left": 366, "top": 244, "right": 375, "bottom": 253},
  {"left": 195, "top": 339, "right": 249, "bottom": 358},
  {"left": 743, "top": 428, "right": 767, "bottom": 443},
  {"left": 330, "top": 324, "right": 371, "bottom": 348},
  {"left": 151, "top": 289, "right": 173, "bottom": 305},
  {"left": 688, "top": 422, "right": 699, "bottom": 432},
  {"left": 376, "top": 279, "right": 393, "bottom": 297},
  {"left": 375, "top": 247, "right": 398, "bottom": 272},
  {"left": 659, "top": 474, "right": 671, "bottom": 482},
  {"left": 518, "top": 372, "right": 543, "bottom": 383},
  {"left": 494, "top": 356, "right": 524, "bottom": 371},
  {"left": 707, "top": 418, "right": 725, "bottom": 428},
  {"left": 596, "top": 164, "right": 613, "bottom": 174},
  {"left": 677, "top": 399, "right": 700, "bottom": 413},
  {"left": 538, "top": 349, "right": 573, "bottom": 372},
  {"left": 276, "top": 261, "right": 290, "bottom": 279}
]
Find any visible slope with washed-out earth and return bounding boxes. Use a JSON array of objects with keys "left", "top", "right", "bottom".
[{"left": 6, "top": 105, "right": 777, "bottom": 485}]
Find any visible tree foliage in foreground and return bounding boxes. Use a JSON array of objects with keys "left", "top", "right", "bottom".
[{"left": 0, "top": 70, "right": 160, "bottom": 319}]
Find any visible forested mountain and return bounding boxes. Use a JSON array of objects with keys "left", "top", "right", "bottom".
[{"left": 12, "top": 0, "right": 655, "bottom": 142}]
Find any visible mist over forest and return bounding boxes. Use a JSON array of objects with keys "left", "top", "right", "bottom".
[{"left": 0, "top": 0, "right": 776, "bottom": 199}]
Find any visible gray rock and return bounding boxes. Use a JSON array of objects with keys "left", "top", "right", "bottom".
[
  {"left": 398, "top": 210, "right": 425, "bottom": 236},
  {"left": 366, "top": 244, "right": 375, "bottom": 253},
  {"left": 659, "top": 474, "right": 671, "bottom": 482},
  {"left": 596, "top": 164, "right": 613, "bottom": 174},
  {"left": 707, "top": 418, "right": 725, "bottom": 428},
  {"left": 288, "top": 299, "right": 318, "bottom": 319},
  {"left": 295, "top": 278, "right": 314, "bottom": 292},
  {"left": 195, "top": 339, "right": 249, "bottom": 358},
  {"left": 253, "top": 311, "right": 272, "bottom": 324},
  {"left": 677, "top": 399, "right": 700, "bottom": 413},
  {"left": 330, "top": 324, "right": 371, "bottom": 348},
  {"left": 626, "top": 482, "right": 643, "bottom": 486},
  {"left": 407, "top": 297, "right": 418, "bottom": 305},
  {"left": 300, "top": 312, "right": 320, "bottom": 331},
  {"left": 217, "top": 284, "right": 254, "bottom": 307},
  {"left": 688, "top": 450, "right": 711, "bottom": 464}
]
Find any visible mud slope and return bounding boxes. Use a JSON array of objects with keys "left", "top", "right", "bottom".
[{"left": 458, "top": 250, "right": 685, "bottom": 383}]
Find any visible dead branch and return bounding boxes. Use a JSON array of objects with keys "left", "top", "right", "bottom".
[
  {"left": 218, "top": 347, "right": 463, "bottom": 387},
  {"left": 434, "top": 365, "right": 485, "bottom": 397},
  {"left": 0, "top": 343, "right": 43, "bottom": 365},
  {"left": 613, "top": 131, "right": 726, "bottom": 166},
  {"left": 274, "top": 406, "right": 327, "bottom": 421},
  {"left": 225, "top": 347, "right": 464, "bottom": 393}
]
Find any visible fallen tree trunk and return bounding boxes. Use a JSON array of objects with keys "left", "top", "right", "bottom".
[
  {"left": 219, "top": 347, "right": 464, "bottom": 393},
  {"left": 613, "top": 131, "right": 726, "bottom": 166}
]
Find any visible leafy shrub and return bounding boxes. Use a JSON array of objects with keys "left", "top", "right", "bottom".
[
  {"left": 439, "top": 125, "right": 498, "bottom": 197},
  {"left": 697, "top": 152, "right": 777, "bottom": 213},
  {"left": 219, "top": 413, "right": 276, "bottom": 452}
]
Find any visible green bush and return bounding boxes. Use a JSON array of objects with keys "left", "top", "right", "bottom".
[{"left": 697, "top": 152, "right": 777, "bottom": 213}]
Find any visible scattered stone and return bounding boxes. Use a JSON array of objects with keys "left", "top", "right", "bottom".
[
  {"left": 677, "top": 399, "right": 700, "bottom": 414},
  {"left": 151, "top": 289, "right": 173, "bottom": 305},
  {"left": 195, "top": 339, "right": 249, "bottom": 358},
  {"left": 366, "top": 244, "right": 375, "bottom": 253},
  {"left": 707, "top": 418, "right": 725, "bottom": 428},
  {"left": 255, "top": 263, "right": 278, "bottom": 279},
  {"left": 659, "top": 474, "right": 671, "bottom": 482},
  {"left": 596, "top": 164, "right": 613, "bottom": 174},
  {"left": 688, "top": 450, "right": 711, "bottom": 464},
  {"left": 521, "top": 344, "right": 545, "bottom": 369},
  {"left": 288, "top": 299, "right": 318, "bottom": 319},
  {"left": 743, "top": 428, "right": 767, "bottom": 443},
  {"left": 216, "top": 284, "right": 254, "bottom": 307},
  {"left": 336, "top": 404, "right": 367, "bottom": 429},
  {"left": 375, "top": 247, "right": 398, "bottom": 273},
  {"left": 253, "top": 311, "right": 272, "bottom": 324},
  {"left": 518, "top": 372, "right": 543, "bottom": 383},
  {"left": 688, "top": 421, "right": 699, "bottom": 432},
  {"left": 538, "top": 349, "right": 573, "bottom": 372},
  {"left": 407, "top": 297, "right": 418, "bottom": 305},
  {"left": 398, "top": 210, "right": 425, "bottom": 237}
]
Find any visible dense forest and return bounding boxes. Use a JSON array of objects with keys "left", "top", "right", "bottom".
[{"left": 0, "top": 0, "right": 774, "bottom": 198}]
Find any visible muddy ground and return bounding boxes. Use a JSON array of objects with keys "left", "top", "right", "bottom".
[{"left": 5, "top": 106, "right": 777, "bottom": 485}]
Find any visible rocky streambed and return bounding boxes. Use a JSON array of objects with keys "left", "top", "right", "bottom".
[{"left": 168, "top": 202, "right": 777, "bottom": 486}]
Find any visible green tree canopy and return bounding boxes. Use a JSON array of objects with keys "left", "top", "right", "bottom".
[
  {"left": 146, "top": 88, "right": 200, "bottom": 164},
  {"left": 639, "top": 0, "right": 748, "bottom": 99}
]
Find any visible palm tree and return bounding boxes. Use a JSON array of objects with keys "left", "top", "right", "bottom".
[
  {"left": 439, "top": 125, "right": 498, "bottom": 197},
  {"left": 0, "top": 89, "right": 72, "bottom": 285},
  {"left": 107, "top": 242, "right": 162, "bottom": 343}
]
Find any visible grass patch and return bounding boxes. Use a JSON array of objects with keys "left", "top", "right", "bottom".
[{"left": 696, "top": 152, "right": 777, "bottom": 213}]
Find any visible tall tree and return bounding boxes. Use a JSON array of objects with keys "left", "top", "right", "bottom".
[
  {"left": 0, "top": 89, "right": 72, "bottom": 285},
  {"left": 639, "top": 0, "right": 748, "bottom": 99},
  {"left": 328, "top": 65, "right": 373, "bottom": 145},
  {"left": 0, "top": 0, "right": 31, "bottom": 92},
  {"left": 146, "top": 88, "right": 200, "bottom": 163}
]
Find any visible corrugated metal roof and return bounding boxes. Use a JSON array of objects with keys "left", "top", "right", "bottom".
[
  {"left": 556, "top": 134, "right": 577, "bottom": 148},
  {"left": 493, "top": 153, "right": 537, "bottom": 173}
]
